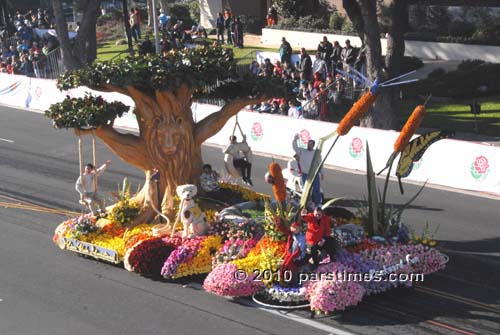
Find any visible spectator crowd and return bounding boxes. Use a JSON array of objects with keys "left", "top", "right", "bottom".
[
  {"left": 248, "top": 36, "right": 366, "bottom": 122},
  {"left": 0, "top": 8, "right": 61, "bottom": 77}
]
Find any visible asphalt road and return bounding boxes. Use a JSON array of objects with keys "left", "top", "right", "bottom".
[{"left": 0, "top": 106, "right": 499, "bottom": 335}]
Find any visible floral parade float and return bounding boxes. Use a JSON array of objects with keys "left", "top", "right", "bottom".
[{"left": 48, "top": 47, "right": 449, "bottom": 316}]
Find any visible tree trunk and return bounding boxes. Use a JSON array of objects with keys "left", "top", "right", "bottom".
[
  {"left": 83, "top": 83, "right": 270, "bottom": 224},
  {"left": 147, "top": 0, "right": 154, "bottom": 27},
  {"left": 160, "top": 0, "right": 168, "bottom": 12},
  {"left": 344, "top": 0, "right": 407, "bottom": 130},
  {"left": 52, "top": 0, "right": 81, "bottom": 70},
  {"left": 121, "top": 0, "right": 134, "bottom": 53},
  {"left": 52, "top": 0, "right": 100, "bottom": 71}
]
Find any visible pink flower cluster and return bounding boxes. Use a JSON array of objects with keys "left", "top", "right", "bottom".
[
  {"left": 305, "top": 262, "right": 365, "bottom": 313},
  {"left": 161, "top": 236, "right": 205, "bottom": 278},
  {"left": 203, "top": 263, "right": 264, "bottom": 297},
  {"left": 359, "top": 244, "right": 447, "bottom": 276}
]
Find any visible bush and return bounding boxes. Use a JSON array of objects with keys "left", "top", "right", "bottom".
[
  {"left": 457, "top": 59, "right": 486, "bottom": 72},
  {"left": 239, "top": 15, "right": 262, "bottom": 35},
  {"left": 329, "top": 11, "right": 346, "bottom": 31},
  {"left": 274, "top": 0, "right": 303, "bottom": 19},
  {"left": 168, "top": 4, "right": 195, "bottom": 29},
  {"left": 427, "top": 68, "right": 446, "bottom": 79},
  {"left": 447, "top": 21, "right": 475, "bottom": 38},
  {"left": 410, "top": 62, "right": 500, "bottom": 98},
  {"left": 399, "top": 56, "right": 424, "bottom": 74}
]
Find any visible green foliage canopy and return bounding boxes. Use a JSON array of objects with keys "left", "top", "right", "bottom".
[
  {"left": 47, "top": 47, "right": 294, "bottom": 130},
  {"left": 45, "top": 94, "right": 129, "bottom": 129}
]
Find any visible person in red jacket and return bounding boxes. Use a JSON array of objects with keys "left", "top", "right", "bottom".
[
  {"left": 301, "top": 207, "right": 336, "bottom": 267},
  {"left": 280, "top": 221, "right": 308, "bottom": 285}
]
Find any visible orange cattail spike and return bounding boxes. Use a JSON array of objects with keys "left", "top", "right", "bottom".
[
  {"left": 269, "top": 162, "right": 287, "bottom": 203},
  {"left": 337, "top": 91, "right": 378, "bottom": 135},
  {"left": 394, "top": 105, "right": 427, "bottom": 153}
]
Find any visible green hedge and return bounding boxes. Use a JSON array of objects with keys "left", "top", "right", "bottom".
[{"left": 407, "top": 61, "right": 500, "bottom": 99}]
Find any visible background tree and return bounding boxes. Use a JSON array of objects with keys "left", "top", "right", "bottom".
[
  {"left": 46, "top": 47, "right": 291, "bottom": 223},
  {"left": 52, "top": 0, "right": 101, "bottom": 70},
  {"left": 343, "top": 0, "right": 409, "bottom": 129}
]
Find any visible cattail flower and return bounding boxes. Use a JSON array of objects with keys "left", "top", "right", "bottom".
[
  {"left": 269, "top": 162, "right": 286, "bottom": 203},
  {"left": 394, "top": 105, "right": 427, "bottom": 153},
  {"left": 337, "top": 91, "right": 378, "bottom": 135}
]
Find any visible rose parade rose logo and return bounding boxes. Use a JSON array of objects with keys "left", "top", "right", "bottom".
[
  {"left": 35, "top": 86, "right": 42, "bottom": 99},
  {"left": 349, "top": 137, "right": 364, "bottom": 159},
  {"left": 250, "top": 122, "right": 263, "bottom": 141},
  {"left": 298, "top": 129, "right": 311, "bottom": 149},
  {"left": 470, "top": 155, "right": 490, "bottom": 181}
]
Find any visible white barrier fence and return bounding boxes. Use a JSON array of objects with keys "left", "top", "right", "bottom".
[{"left": 1, "top": 73, "right": 499, "bottom": 196}]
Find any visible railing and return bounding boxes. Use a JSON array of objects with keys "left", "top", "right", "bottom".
[
  {"left": 33, "top": 47, "right": 64, "bottom": 79},
  {"left": 235, "top": 50, "right": 258, "bottom": 76}
]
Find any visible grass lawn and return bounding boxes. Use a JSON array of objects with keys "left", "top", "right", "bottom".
[
  {"left": 96, "top": 38, "right": 273, "bottom": 63},
  {"left": 400, "top": 97, "right": 500, "bottom": 137},
  {"left": 96, "top": 42, "right": 131, "bottom": 61}
]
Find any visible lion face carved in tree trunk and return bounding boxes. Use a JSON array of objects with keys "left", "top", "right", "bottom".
[{"left": 147, "top": 113, "right": 196, "bottom": 185}]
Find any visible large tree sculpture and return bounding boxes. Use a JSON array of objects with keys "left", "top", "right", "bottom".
[
  {"left": 46, "top": 47, "right": 291, "bottom": 223},
  {"left": 343, "top": 0, "right": 409, "bottom": 129}
]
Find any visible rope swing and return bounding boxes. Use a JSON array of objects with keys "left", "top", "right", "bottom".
[{"left": 77, "top": 132, "right": 99, "bottom": 207}]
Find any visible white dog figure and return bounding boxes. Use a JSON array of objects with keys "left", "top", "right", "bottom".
[{"left": 172, "top": 184, "right": 208, "bottom": 238}]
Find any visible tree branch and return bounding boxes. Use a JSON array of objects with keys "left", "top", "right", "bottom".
[
  {"left": 125, "top": 86, "right": 159, "bottom": 136},
  {"left": 75, "top": 126, "right": 148, "bottom": 170},
  {"left": 87, "top": 84, "right": 132, "bottom": 97},
  {"left": 194, "top": 96, "right": 270, "bottom": 145}
]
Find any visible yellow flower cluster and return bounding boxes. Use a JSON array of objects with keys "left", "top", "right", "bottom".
[
  {"left": 171, "top": 236, "right": 223, "bottom": 279},
  {"left": 411, "top": 235, "right": 437, "bottom": 247},
  {"left": 204, "top": 209, "right": 217, "bottom": 224},
  {"left": 220, "top": 182, "right": 271, "bottom": 202},
  {"left": 232, "top": 238, "right": 285, "bottom": 286},
  {"left": 91, "top": 234, "right": 126, "bottom": 258},
  {"left": 122, "top": 224, "right": 154, "bottom": 243}
]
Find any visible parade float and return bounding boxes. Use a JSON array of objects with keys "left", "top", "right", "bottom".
[{"left": 48, "top": 47, "right": 448, "bottom": 316}]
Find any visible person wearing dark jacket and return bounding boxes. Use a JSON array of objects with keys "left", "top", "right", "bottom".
[
  {"left": 279, "top": 37, "right": 292, "bottom": 65},
  {"left": 298, "top": 48, "right": 312, "bottom": 82},
  {"left": 216, "top": 12, "right": 225, "bottom": 44}
]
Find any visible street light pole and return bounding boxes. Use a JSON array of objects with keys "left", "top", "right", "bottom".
[{"left": 151, "top": 0, "right": 160, "bottom": 54}]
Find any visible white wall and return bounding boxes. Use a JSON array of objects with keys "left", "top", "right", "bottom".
[
  {"left": 262, "top": 28, "right": 500, "bottom": 62},
  {"left": 1, "top": 73, "right": 499, "bottom": 196},
  {"left": 200, "top": 0, "right": 221, "bottom": 29}
]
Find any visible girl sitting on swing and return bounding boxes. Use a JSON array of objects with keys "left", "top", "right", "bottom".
[
  {"left": 75, "top": 160, "right": 111, "bottom": 216},
  {"left": 224, "top": 135, "right": 253, "bottom": 186}
]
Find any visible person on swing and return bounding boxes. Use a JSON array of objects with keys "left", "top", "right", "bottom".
[
  {"left": 75, "top": 160, "right": 111, "bottom": 216},
  {"left": 223, "top": 135, "right": 253, "bottom": 186}
]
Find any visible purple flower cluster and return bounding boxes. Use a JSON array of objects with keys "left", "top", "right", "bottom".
[{"left": 161, "top": 236, "right": 205, "bottom": 278}]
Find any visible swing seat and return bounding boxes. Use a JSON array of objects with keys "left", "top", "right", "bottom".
[
  {"left": 224, "top": 153, "right": 243, "bottom": 178},
  {"left": 224, "top": 142, "right": 253, "bottom": 179}
]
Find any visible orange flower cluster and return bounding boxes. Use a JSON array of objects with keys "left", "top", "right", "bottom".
[
  {"left": 269, "top": 162, "right": 286, "bottom": 202},
  {"left": 249, "top": 236, "right": 287, "bottom": 257},
  {"left": 101, "top": 222, "right": 126, "bottom": 237},
  {"left": 125, "top": 233, "right": 152, "bottom": 249},
  {"left": 337, "top": 92, "right": 378, "bottom": 135},
  {"left": 394, "top": 105, "right": 427, "bottom": 153}
]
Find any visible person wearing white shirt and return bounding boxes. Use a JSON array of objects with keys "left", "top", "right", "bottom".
[
  {"left": 223, "top": 135, "right": 253, "bottom": 185},
  {"left": 292, "top": 134, "right": 323, "bottom": 206},
  {"left": 75, "top": 160, "right": 111, "bottom": 215},
  {"left": 288, "top": 100, "right": 302, "bottom": 118},
  {"left": 313, "top": 51, "right": 328, "bottom": 80}
]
